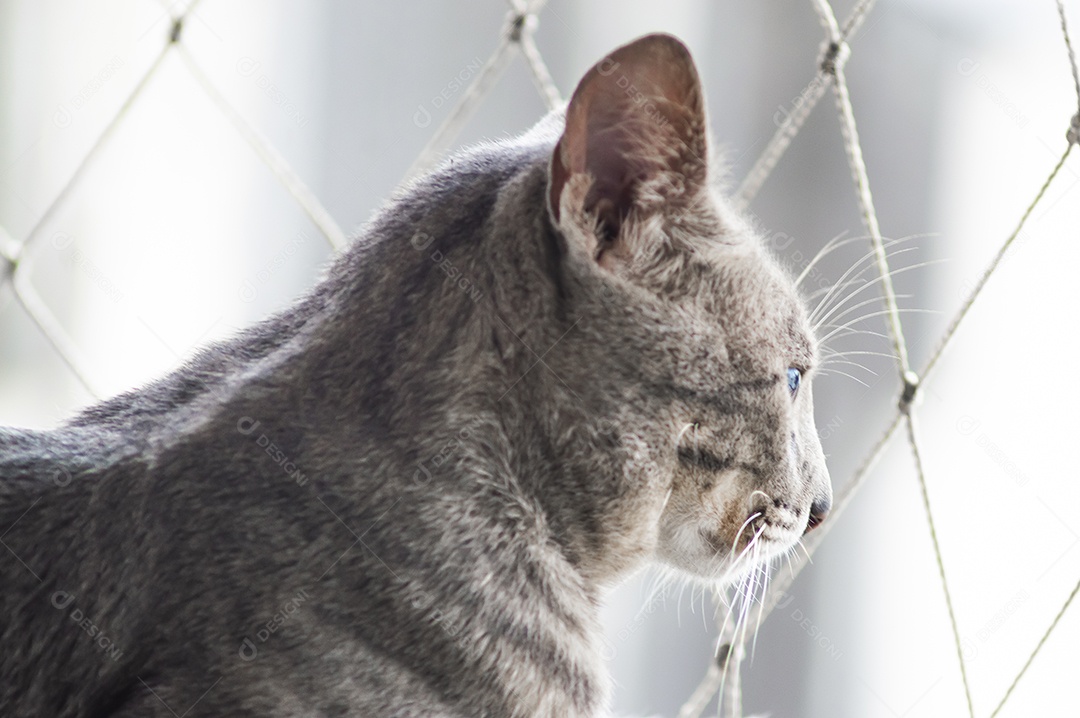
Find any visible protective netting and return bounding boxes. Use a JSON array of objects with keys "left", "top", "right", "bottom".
[
  {"left": 682, "top": 1, "right": 1080, "bottom": 716},
  {"left": 1, "top": 1, "right": 1078, "bottom": 717}
]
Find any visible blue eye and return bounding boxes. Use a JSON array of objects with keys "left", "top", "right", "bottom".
[{"left": 787, "top": 367, "right": 801, "bottom": 398}]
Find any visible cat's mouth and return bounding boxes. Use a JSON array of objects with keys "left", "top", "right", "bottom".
[
  {"left": 694, "top": 520, "right": 788, "bottom": 583},
  {"left": 718, "top": 505, "right": 807, "bottom": 565},
  {"left": 657, "top": 489, "right": 816, "bottom": 581}
]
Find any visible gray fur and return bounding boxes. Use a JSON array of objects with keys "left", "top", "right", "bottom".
[{"left": 0, "top": 34, "right": 830, "bottom": 717}]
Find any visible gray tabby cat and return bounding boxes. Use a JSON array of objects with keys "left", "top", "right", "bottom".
[{"left": 0, "top": 34, "right": 830, "bottom": 717}]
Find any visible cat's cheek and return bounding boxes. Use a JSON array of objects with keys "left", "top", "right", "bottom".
[
  {"left": 655, "top": 479, "right": 740, "bottom": 578},
  {"left": 655, "top": 512, "right": 703, "bottom": 572}
]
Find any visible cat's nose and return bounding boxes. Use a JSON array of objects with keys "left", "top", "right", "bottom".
[{"left": 804, "top": 497, "right": 830, "bottom": 534}]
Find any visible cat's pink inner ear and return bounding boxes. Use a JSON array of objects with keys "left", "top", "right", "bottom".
[{"left": 549, "top": 33, "right": 707, "bottom": 230}]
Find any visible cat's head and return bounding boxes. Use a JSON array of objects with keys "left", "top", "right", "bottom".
[{"left": 540, "top": 34, "right": 831, "bottom": 584}]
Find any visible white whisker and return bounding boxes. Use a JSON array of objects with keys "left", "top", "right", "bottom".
[
  {"left": 795, "top": 231, "right": 855, "bottom": 286},
  {"left": 795, "top": 538, "right": 813, "bottom": 564},
  {"left": 660, "top": 486, "right": 674, "bottom": 513},
  {"left": 811, "top": 253, "right": 933, "bottom": 329},
  {"left": 820, "top": 349, "right": 896, "bottom": 361},
  {"left": 813, "top": 290, "right": 911, "bottom": 335},
  {"left": 751, "top": 561, "right": 771, "bottom": 662},
  {"left": 816, "top": 327, "right": 891, "bottom": 352},
  {"left": 730, "top": 512, "right": 763, "bottom": 558},
  {"left": 808, "top": 241, "right": 920, "bottom": 324},
  {"left": 816, "top": 368, "right": 871, "bottom": 386},
  {"left": 807, "top": 244, "right": 936, "bottom": 326},
  {"left": 819, "top": 358, "right": 877, "bottom": 376},
  {"left": 816, "top": 307, "right": 937, "bottom": 346},
  {"left": 749, "top": 489, "right": 771, "bottom": 505}
]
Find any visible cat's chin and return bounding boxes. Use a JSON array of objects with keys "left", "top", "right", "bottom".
[
  {"left": 657, "top": 532, "right": 802, "bottom": 587},
  {"left": 656, "top": 558, "right": 765, "bottom": 590}
]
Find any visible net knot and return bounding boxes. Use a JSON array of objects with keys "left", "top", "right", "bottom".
[
  {"left": 715, "top": 642, "right": 732, "bottom": 668},
  {"left": 0, "top": 233, "right": 19, "bottom": 280},
  {"left": 1068, "top": 112, "right": 1080, "bottom": 146},
  {"left": 899, "top": 370, "right": 921, "bottom": 413},
  {"left": 819, "top": 39, "right": 850, "bottom": 77},
  {"left": 507, "top": 12, "right": 537, "bottom": 43},
  {"left": 0, "top": 252, "right": 16, "bottom": 282},
  {"left": 169, "top": 17, "right": 184, "bottom": 44}
]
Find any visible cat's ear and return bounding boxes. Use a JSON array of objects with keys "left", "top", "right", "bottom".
[{"left": 548, "top": 33, "right": 708, "bottom": 267}]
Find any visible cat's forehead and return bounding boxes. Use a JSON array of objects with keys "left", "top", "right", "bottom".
[{"left": 695, "top": 237, "right": 816, "bottom": 367}]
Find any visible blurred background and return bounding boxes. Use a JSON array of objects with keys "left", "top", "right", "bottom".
[{"left": 1, "top": 1, "right": 1078, "bottom": 716}]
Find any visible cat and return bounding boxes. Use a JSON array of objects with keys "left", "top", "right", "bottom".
[{"left": 0, "top": 33, "right": 831, "bottom": 717}]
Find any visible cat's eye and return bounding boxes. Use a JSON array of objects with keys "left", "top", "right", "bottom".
[{"left": 787, "top": 367, "right": 801, "bottom": 399}]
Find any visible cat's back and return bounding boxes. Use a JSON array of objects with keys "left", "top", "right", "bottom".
[{"left": 0, "top": 118, "right": 569, "bottom": 717}]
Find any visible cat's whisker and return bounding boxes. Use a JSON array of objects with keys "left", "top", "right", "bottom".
[
  {"left": 806, "top": 276, "right": 868, "bottom": 304},
  {"left": 714, "top": 580, "right": 740, "bottom": 668},
  {"left": 729, "top": 511, "right": 763, "bottom": 559},
  {"left": 820, "top": 360, "right": 874, "bottom": 375},
  {"left": 795, "top": 538, "right": 813, "bottom": 565},
  {"left": 819, "top": 358, "right": 877, "bottom": 376},
  {"left": 720, "top": 568, "right": 752, "bottom": 700},
  {"left": 795, "top": 231, "right": 848, "bottom": 281},
  {"left": 829, "top": 307, "right": 940, "bottom": 334},
  {"left": 711, "top": 584, "right": 731, "bottom": 629},
  {"left": 720, "top": 522, "right": 764, "bottom": 588},
  {"left": 816, "top": 307, "right": 938, "bottom": 347},
  {"left": 748, "top": 489, "right": 771, "bottom": 505},
  {"left": 813, "top": 290, "right": 912, "bottom": 335},
  {"left": 816, "top": 326, "right": 890, "bottom": 348},
  {"left": 676, "top": 575, "right": 689, "bottom": 628},
  {"left": 808, "top": 240, "right": 919, "bottom": 324},
  {"left": 820, "top": 349, "right": 896, "bottom": 361},
  {"left": 795, "top": 231, "right": 856, "bottom": 287},
  {"left": 733, "top": 545, "right": 761, "bottom": 682},
  {"left": 805, "top": 229, "right": 934, "bottom": 287},
  {"left": 713, "top": 599, "right": 731, "bottom": 653},
  {"left": 816, "top": 289, "right": 911, "bottom": 330},
  {"left": 665, "top": 568, "right": 681, "bottom": 609},
  {"left": 743, "top": 561, "right": 757, "bottom": 623},
  {"left": 810, "top": 252, "right": 929, "bottom": 329},
  {"left": 816, "top": 286, "right": 913, "bottom": 326},
  {"left": 739, "top": 526, "right": 766, "bottom": 573},
  {"left": 816, "top": 368, "right": 870, "bottom": 387},
  {"left": 807, "top": 277, "right": 864, "bottom": 305},
  {"left": 808, "top": 245, "right": 929, "bottom": 326},
  {"left": 642, "top": 566, "right": 671, "bottom": 611},
  {"left": 812, "top": 280, "right": 924, "bottom": 339},
  {"left": 820, "top": 351, "right": 879, "bottom": 367},
  {"left": 660, "top": 567, "right": 681, "bottom": 610},
  {"left": 812, "top": 239, "right": 920, "bottom": 295},
  {"left": 715, "top": 587, "right": 738, "bottom": 714},
  {"left": 676, "top": 421, "right": 696, "bottom": 445},
  {"left": 808, "top": 255, "right": 883, "bottom": 325},
  {"left": 802, "top": 235, "right": 922, "bottom": 308},
  {"left": 660, "top": 486, "right": 674, "bottom": 513},
  {"left": 751, "top": 560, "right": 771, "bottom": 663},
  {"left": 720, "top": 544, "right": 752, "bottom": 587}
]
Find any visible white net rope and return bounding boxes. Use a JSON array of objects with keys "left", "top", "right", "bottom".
[
  {"left": 683, "top": 1, "right": 1080, "bottom": 716},
  {"left": 1, "top": 1, "right": 1078, "bottom": 716}
]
